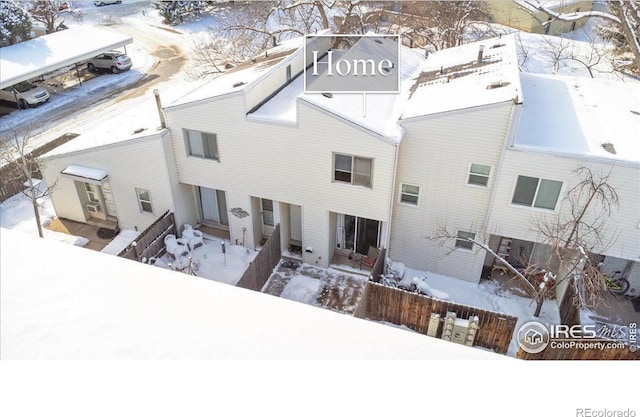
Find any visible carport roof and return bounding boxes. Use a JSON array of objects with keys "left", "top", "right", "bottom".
[{"left": 0, "top": 27, "right": 133, "bottom": 89}]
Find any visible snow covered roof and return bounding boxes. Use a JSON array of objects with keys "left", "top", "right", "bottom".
[
  {"left": 0, "top": 27, "right": 132, "bottom": 89},
  {"left": 513, "top": 0, "right": 584, "bottom": 14},
  {"left": 249, "top": 35, "right": 520, "bottom": 141},
  {"left": 0, "top": 229, "right": 505, "bottom": 359},
  {"left": 61, "top": 164, "right": 108, "bottom": 182},
  {"left": 515, "top": 73, "right": 640, "bottom": 163},
  {"left": 167, "top": 36, "right": 304, "bottom": 108},
  {"left": 401, "top": 35, "right": 521, "bottom": 119},
  {"left": 42, "top": 98, "right": 168, "bottom": 158}
]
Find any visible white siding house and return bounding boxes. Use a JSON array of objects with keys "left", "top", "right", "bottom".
[
  {"left": 163, "top": 36, "right": 408, "bottom": 268},
  {"left": 41, "top": 129, "right": 197, "bottom": 234},
  {"left": 39, "top": 33, "right": 639, "bottom": 296}
]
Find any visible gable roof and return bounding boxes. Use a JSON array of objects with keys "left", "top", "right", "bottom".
[{"left": 248, "top": 35, "right": 521, "bottom": 142}]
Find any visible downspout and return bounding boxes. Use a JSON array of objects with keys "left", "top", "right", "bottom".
[
  {"left": 482, "top": 101, "right": 523, "bottom": 241},
  {"left": 384, "top": 139, "right": 401, "bottom": 271}
]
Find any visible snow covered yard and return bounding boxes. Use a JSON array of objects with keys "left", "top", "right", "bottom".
[
  {"left": 152, "top": 234, "right": 258, "bottom": 286},
  {"left": 263, "top": 261, "right": 368, "bottom": 315},
  {"left": 0, "top": 182, "right": 88, "bottom": 246},
  {"left": 391, "top": 266, "right": 561, "bottom": 356}
]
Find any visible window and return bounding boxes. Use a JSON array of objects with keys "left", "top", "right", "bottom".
[
  {"left": 455, "top": 231, "right": 475, "bottom": 250},
  {"left": 512, "top": 175, "right": 562, "bottom": 210},
  {"left": 84, "top": 183, "right": 99, "bottom": 203},
  {"left": 136, "top": 188, "right": 153, "bottom": 213},
  {"left": 261, "top": 199, "right": 274, "bottom": 226},
  {"left": 468, "top": 164, "right": 491, "bottom": 187},
  {"left": 400, "top": 183, "right": 420, "bottom": 205},
  {"left": 185, "top": 129, "right": 218, "bottom": 160},
  {"left": 334, "top": 153, "right": 372, "bottom": 187}
]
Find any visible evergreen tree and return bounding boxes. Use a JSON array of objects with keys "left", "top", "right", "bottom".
[
  {"left": 0, "top": 1, "right": 32, "bottom": 47},
  {"left": 151, "top": 1, "right": 207, "bottom": 26}
]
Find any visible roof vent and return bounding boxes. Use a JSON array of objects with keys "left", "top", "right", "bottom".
[
  {"left": 601, "top": 142, "right": 616, "bottom": 154},
  {"left": 487, "top": 81, "right": 510, "bottom": 89},
  {"left": 477, "top": 45, "right": 485, "bottom": 63},
  {"left": 322, "top": 92, "right": 333, "bottom": 98},
  {"left": 375, "top": 39, "right": 383, "bottom": 44},
  {"left": 233, "top": 81, "right": 246, "bottom": 88},
  {"left": 491, "top": 43, "right": 506, "bottom": 49},
  {"left": 133, "top": 127, "right": 146, "bottom": 134}
]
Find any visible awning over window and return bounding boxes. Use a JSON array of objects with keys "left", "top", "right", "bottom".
[{"left": 61, "top": 165, "right": 108, "bottom": 185}]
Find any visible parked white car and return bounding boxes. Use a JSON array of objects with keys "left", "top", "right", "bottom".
[
  {"left": 0, "top": 81, "right": 50, "bottom": 109},
  {"left": 94, "top": 0, "right": 121, "bottom": 6},
  {"left": 87, "top": 51, "right": 132, "bottom": 74}
]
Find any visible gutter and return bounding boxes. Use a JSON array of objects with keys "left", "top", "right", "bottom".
[{"left": 384, "top": 140, "right": 400, "bottom": 267}]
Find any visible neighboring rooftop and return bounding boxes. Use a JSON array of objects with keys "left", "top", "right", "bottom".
[
  {"left": 401, "top": 35, "right": 521, "bottom": 119},
  {"left": 515, "top": 73, "right": 640, "bottom": 164},
  {"left": 0, "top": 27, "right": 132, "bottom": 89}
]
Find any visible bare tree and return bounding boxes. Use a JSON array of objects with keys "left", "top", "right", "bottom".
[
  {"left": 566, "top": 32, "right": 615, "bottom": 78},
  {"left": 518, "top": 0, "right": 640, "bottom": 74},
  {"left": 26, "top": 1, "right": 71, "bottom": 34},
  {"left": 433, "top": 166, "right": 620, "bottom": 317},
  {"left": 542, "top": 35, "right": 572, "bottom": 74},
  {"left": 381, "top": 1, "right": 491, "bottom": 51},
  {"left": 0, "top": 129, "right": 56, "bottom": 238},
  {"left": 189, "top": 1, "right": 492, "bottom": 79}
]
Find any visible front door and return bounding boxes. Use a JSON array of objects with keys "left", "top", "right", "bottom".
[
  {"left": 290, "top": 204, "right": 302, "bottom": 244},
  {"left": 261, "top": 198, "right": 275, "bottom": 237},
  {"left": 199, "top": 187, "right": 228, "bottom": 227}
]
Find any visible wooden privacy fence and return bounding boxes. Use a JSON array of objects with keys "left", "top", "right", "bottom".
[
  {"left": 0, "top": 133, "right": 79, "bottom": 202},
  {"left": 559, "top": 277, "right": 580, "bottom": 327},
  {"left": 236, "top": 224, "right": 281, "bottom": 291},
  {"left": 117, "top": 210, "right": 177, "bottom": 262},
  {"left": 353, "top": 281, "right": 518, "bottom": 355},
  {"left": 369, "top": 247, "right": 386, "bottom": 280}
]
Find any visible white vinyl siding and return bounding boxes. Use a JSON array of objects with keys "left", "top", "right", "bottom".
[
  {"left": 185, "top": 129, "right": 218, "bottom": 160},
  {"left": 334, "top": 153, "right": 372, "bottom": 187},
  {"left": 165, "top": 95, "right": 395, "bottom": 268},
  {"left": 136, "top": 188, "right": 153, "bottom": 213},
  {"left": 40, "top": 132, "right": 180, "bottom": 232},
  {"left": 468, "top": 164, "right": 491, "bottom": 187},
  {"left": 400, "top": 183, "right": 420, "bottom": 205},
  {"left": 511, "top": 175, "right": 562, "bottom": 210},
  {"left": 390, "top": 102, "right": 515, "bottom": 281}
]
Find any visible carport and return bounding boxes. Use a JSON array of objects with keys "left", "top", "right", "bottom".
[{"left": 0, "top": 27, "right": 133, "bottom": 90}]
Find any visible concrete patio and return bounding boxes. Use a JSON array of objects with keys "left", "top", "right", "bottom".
[{"left": 46, "top": 218, "right": 114, "bottom": 251}]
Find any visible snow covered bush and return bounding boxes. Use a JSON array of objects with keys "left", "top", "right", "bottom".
[
  {"left": 151, "top": 1, "right": 207, "bottom": 26},
  {"left": 0, "top": 1, "right": 32, "bottom": 47}
]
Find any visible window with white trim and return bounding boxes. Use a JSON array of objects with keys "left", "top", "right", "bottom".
[
  {"left": 468, "top": 164, "right": 491, "bottom": 187},
  {"left": 334, "top": 153, "right": 372, "bottom": 187},
  {"left": 512, "top": 175, "right": 562, "bottom": 210},
  {"left": 455, "top": 231, "right": 475, "bottom": 250},
  {"left": 185, "top": 129, "right": 219, "bottom": 160},
  {"left": 136, "top": 188, "right": 153, "bottom": 213},
  {"left": 400, "top": 183, "right": 420, "bottom": 205}
]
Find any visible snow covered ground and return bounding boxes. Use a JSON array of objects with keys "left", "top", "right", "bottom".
[
  {"left": 0, "top": 181, "right": 87, "bottom": 246},
  {"left": 153, "top": 233, "right": 258, "bottom": 286}
]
